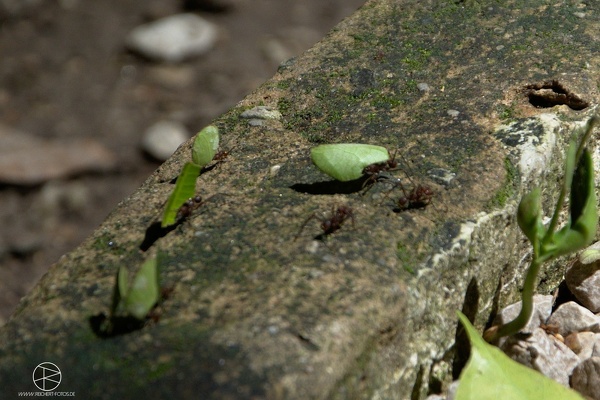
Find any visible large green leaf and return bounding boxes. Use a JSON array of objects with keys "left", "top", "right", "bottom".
[
  {"left": 161, "top": 162, "right": 201, "bottom": 227},
  {"left": 455, "top": 312, "right": 584, "bottom": 400}
]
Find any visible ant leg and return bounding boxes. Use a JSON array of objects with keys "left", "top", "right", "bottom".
[
  {"left": 294, "top": 213, "right": 318, "bottom": 241},
  {"left": 360, "top": 175, "right": 377, "bottom": 195}
]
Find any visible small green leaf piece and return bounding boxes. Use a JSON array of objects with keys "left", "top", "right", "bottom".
[
  {"left": 192, "top": 125, "right": 220, "bottom": 168},
  {"left": 161, "top": 162, "right": 201, "bottom": 227},
  {"left": 124, "top": 256, "right": 159, "bottom": 320},
  {"left": 517, "top": 187, "right": 543, "bottom": 245},
  {"left": 310, "top": 143, "right": 390, "bottom": 181},
  {"left": 456, "top": 312, "right": 584, "bottom": 400}
]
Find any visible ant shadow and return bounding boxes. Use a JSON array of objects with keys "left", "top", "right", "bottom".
[
  {"left": 289, "top": 176, "right": 368, "bottom": 195},
  {"left": 139, "top": 221, "right": 179, "bottom": 251},
  {"left": 89, "top": 313, "right": 146, "bottom": 338}
]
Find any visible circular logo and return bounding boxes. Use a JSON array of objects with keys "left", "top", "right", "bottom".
[{"left": 32, "top": 362, "right": 62, "bottom": 391}]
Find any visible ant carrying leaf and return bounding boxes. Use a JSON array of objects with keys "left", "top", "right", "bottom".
[
  {"left": 94, "top": 254, "right": 161, "bottom": 337},
  {"left": 295, "top": 205, "right": 355, "bottom": 241},
  {"left": 162, "top": 162, "right": 201, "bottom": 227},
  {"left": 175, "top": 194, "right": 223, "bottom": 224},
  {"left": 310, "top": 143, "right": 391, "bottom": 182},
  {"left": 381, "top": 152, "right": 437, "bottom": 212},
  {"left": 310, "top": 143, "right": 405, "bottom": 195}
]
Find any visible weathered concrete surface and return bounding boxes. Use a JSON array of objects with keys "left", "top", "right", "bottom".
[{"left": 1, "top": 0, "right": 600, "bottom": 399}]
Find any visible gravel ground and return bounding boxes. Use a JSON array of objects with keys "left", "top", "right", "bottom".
[{"left": 0, "top": 0, "right": 366, "bottom": 324}]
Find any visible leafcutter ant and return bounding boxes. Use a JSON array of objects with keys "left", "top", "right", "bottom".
[
  {"left": 213, "top": 149, "right": 230, "bottom": 163},
  {"left": 176, "top": 195, "right": 205, "bottom": 222},
  {"left": 362, "top": 150, "right": 399, "bottom": 177},
  {"left": 295, "top": 205, "right": 355, "bottom": 240},
  {"left": 176, "top": 193, "right": 229, "bottom": 224},
  {"left": 361, "top": 149, "right": 400, "bottom": 193},
  {"left": 395, "top": 183, "right": 434, "bottom": 211},
  {"left": 379, "top": 152, "right": 436, "bottom": 212},
  {"left": 201, "top": 147, "right": 234, "bottom": 174}
]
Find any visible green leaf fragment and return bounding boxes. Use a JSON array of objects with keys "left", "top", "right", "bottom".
[
  {"left": 310, "top": 143, "right": 390, "bottom": 182},
  {"left": 456, "top": 312, "right": 584, "bottom": 400},
  {"left": 192, "top": 125, "right": 219, "bottom": 168},
  {"left": 161, "top": 162, "right": 201, "bottom": 227},
  {"left": 123, "top": 256, "right": 160, "bottom": 320}
]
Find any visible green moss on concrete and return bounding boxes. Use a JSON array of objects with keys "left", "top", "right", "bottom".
[{"left": 486, "top": 158, "right": 518, "bottom": 209}]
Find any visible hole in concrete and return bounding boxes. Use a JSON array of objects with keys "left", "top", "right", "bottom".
[{"left": 525, "top": 80, "right": 589, "bottom": 110}]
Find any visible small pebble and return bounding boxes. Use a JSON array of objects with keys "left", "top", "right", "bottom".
[
  {"left": 447, "top": 109, "right": 460, "bottom": 117},
  {"left": 126, "top": 13, "right": 218, "bottom": 62},
  {"left": 428, "top": 168, "right": 456, "bottom": 186},
  {"left": 417, "top": 82, "right": 430, "bottom": 92},
  {"left": 248, "top": 119, "right": 264, "bottom": 127},
  {"left": 269, "top": 165, "right": 281, "bottom": 177},
  {"left": 141, "top": 120, "right": 189, "bottom": 161},
  {"left": 566, "top": 257, "right": 600, "bottom": 312},
  {"left": 240, "top": 106, "right": 282, "bottom": 121}
]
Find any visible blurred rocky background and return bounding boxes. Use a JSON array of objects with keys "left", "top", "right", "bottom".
[{"left": 0, "top": 0, "right": 365, "bottom": 324}]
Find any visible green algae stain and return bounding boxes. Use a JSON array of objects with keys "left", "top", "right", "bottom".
[{"left": 486, "top": 158, "right": 518, "bottom": 210}]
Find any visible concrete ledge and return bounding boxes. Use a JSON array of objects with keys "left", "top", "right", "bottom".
[{"left": 1, "top": 1, "right": 600, "bottom": 398}]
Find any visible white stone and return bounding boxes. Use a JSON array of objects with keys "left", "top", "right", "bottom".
[
  {"left": 446, "top": 380, "right": 459, "bottom": 400},
  {"left": 591, "top": 337, "right": 600, "bottom": 357},
  {"left": 500, "top": 327, "right": 579, "bottom": 386},
  {"left": 141, "top": 120, "right": 189, "bottom": 161},
  {"left": 493, "top": 294, "right": 554, "bottom": 335},
  {"left": 424, "top": 395, "right": 444, "bottom": 400},
  {"left": 240, "top": 106, "right": 282, "bottom": 121},
  {"left": 565, "top": 331, "right": 599, "bottom": 360},
  {"left": 126, "top": 14, "right": 217, "bottom": 62},
  {"left": 571, "top": 357, "right": 600, "bottom": 400},
  {"left": 566, "top": 258, "right": 600, "bottom": 312},
  {"left": 417, "top": 82, "right": 430, "bottom": 92},
  {"left": 547, "top": 301, "right": 600, "bottom": 336}
]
